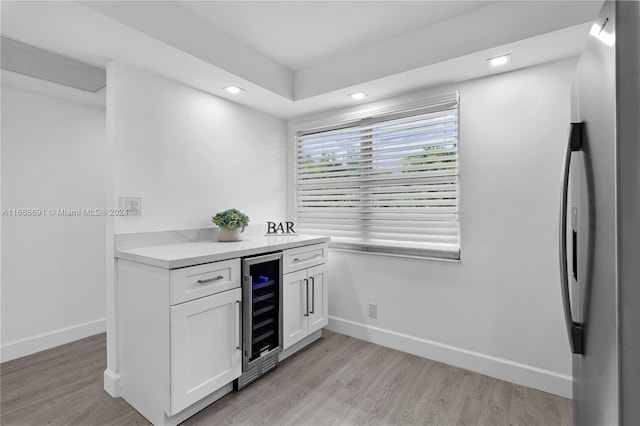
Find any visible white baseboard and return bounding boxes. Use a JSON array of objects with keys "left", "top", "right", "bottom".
[
  {"left": 103, "top": 368, "right": 121, "bottom": 397},
  {"left": 1, "top": 318, "right": 106, "bottom": 363},
  {"left": 327, "top": 316, "right": 573, "bottom": 399}
]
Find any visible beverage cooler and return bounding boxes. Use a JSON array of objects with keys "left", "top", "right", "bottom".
[{"left": 235, "top": 252, "right": 283, "bottom": 390}]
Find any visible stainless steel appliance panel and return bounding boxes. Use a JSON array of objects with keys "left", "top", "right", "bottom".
[
  {"left": 564, "top": 1, "right": 640, "bottom": 424},
  {"left": 236, "top": 252, "right": 283, "bottom": 390},
  {"left": 615, "top": 2, "right": 640, "bottom": 423}
]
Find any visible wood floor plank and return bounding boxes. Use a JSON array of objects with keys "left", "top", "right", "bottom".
[
  {"left": 0, "top": 334, "right": 148, "bottom": 426},
  {"left": 1, "top": 330, "right": 572, "bottom": 426}
]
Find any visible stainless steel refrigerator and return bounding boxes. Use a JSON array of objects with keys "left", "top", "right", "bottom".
[{"left": 560, "top": 1, "right": 639, "bottom": 424}]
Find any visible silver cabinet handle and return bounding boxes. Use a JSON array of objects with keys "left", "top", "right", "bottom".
[
  {"left": 303, "top": 278, "right": 309, "bottom": 317},
  {"left": 310, "top": 276, "right": 315, "bottom": 314},
  {"left": 235, "top": 300, "right": 241, "bottom": 351},
  {"left": 293, "top": 254, "right": 321, "bottom": 263},
  {"left": 559, "top": 122, "right": 584, "bottom": 355},
  {"left": 197, "top": 275, "right": 224, "bottom": 284}
]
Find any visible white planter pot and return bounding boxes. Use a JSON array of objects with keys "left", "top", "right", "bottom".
[{"left": 218, "top": 227, "right": 243, "bottom": 242}]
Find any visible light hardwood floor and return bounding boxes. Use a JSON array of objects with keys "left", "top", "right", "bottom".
[{"left": 1, "top": 331, "right": 572, "bottom": 426}]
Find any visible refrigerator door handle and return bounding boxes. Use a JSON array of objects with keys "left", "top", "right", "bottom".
[{"left": 559, "top": 122, "right": 585, "bottom": 355}]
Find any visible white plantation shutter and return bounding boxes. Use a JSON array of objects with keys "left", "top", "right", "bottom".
[{"left": 295, "top": 96, "right": 460, "bottom": 259}]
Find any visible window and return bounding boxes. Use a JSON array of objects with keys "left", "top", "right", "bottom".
[{"left": 294, "top": 95, "right": 460, "bottom": 260}]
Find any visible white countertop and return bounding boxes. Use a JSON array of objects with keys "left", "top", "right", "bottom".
[{"left": 116, "top": 234, "right": 330, "bottom": 269}]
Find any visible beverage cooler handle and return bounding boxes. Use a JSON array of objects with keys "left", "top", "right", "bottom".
[
  {"left": 244, "top": 275, "right": 252, "bottom": 357},
  {"left": 559, "top": 122, "right": 584, "bottom": 355}
]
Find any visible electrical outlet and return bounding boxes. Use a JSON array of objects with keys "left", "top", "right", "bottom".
[
  {"left": 120, "top": 196, "right": 142, "bottom": 216},
  {"left": 368, "top": 303, "right": 378, "bottom": 319}
]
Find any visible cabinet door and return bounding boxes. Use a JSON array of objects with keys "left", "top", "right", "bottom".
[
  {"left": 283, "top": 269, "right": 308, "bottom": 350},
  {"left": 307, "top": 263, "right": 328, "bottom": 334},
  {"left": 170, "top": 288, "right": 241, "bottom": 415}
]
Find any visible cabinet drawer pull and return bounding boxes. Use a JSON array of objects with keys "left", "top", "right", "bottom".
[
  {"left": 304, "top": 278, "right": 309, "bottom": 317},
  {"left": 235, "top": 300, "right": 241, "bottom": 350},
  {"left": 293, "top": 254, "right": 321, "bottom": 263},
  {"left": 197, "top": 275, "right": 224, "bottom": 284},
  {"left": 310, "top": 276, "right": 315, "bottom": 314}
]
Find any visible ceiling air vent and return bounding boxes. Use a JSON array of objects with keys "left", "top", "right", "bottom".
[{"left": 1, "top": 36, "right": 106, "bottom": 93}]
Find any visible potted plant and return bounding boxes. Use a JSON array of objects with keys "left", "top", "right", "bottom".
[{"left": 211, "top": 208, "right": 250, "bottom": 242}]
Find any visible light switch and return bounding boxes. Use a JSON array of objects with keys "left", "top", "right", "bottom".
[{"left": 120, "top": 196, "right": 142, "bottom": 216}]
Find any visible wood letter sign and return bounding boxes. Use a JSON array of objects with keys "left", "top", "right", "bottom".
[{"left": 266, "top": 221, "right": 296, "bottom": 235}]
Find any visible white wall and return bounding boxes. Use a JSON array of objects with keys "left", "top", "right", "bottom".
[
  {"left": 104, "top": 61, "right": 287, "bottom": 394},
  {"left": 1, "top": 84, "right": 107, "bottom": 362},
  {"left": 289, "top": 58, "right": 577, "bottom": 397},
  {"left": 109, "top": 62, "right": 287, "bottom": 234}
]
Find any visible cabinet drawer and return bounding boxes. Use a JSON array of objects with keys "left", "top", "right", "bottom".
[
  {"left": 171, "top": 259, "right": 240, "bottom": 305},
  {"left": 283, "top": 243, "right": 328, "bottom": 274}
]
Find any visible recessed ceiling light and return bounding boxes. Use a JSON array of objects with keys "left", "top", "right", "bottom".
[
  {"left": 349, "top": 91, "right": 368, "bottom": 100},
  {"left": 589, "top": 21, "right": 615, "bottom": 47},
  {"left": 487, "top": 54, "right": 512, "bottom": 67},
  {"left": 224, "top": 85, "right": 245, "bottom": 94}
]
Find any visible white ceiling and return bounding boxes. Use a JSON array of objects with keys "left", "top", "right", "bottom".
[
  {"left": 0, "top": 1, "right": 603, "bottom": 119},
  {"left": 175, "top": 1, "right": 493, "bottom": 71}
]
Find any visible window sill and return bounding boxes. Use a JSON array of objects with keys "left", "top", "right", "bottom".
[{"left": 328, "top": 238, "right": 460, "bottom": 262}]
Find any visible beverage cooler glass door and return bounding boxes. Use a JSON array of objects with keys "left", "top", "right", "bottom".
[{"left": 242, "top": 252, "right": 283, "bottom": 371}]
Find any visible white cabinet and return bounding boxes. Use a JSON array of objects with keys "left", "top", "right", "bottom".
[
  {"left": 170, "top": 287, "right": 241, "bottom": 414},
  {"left": 282, "top": 244, "right": 328, "bottom": 351},
  {"left": 170, "top": 258, "right": 240, "bottom": 305},
  {"left": 118, "top": 258, "right": 242, "bottom": 425},
  {"left": 282, "top": 243, "right": 328, "bottom": 274},
  {"left": 116, "top": 239, "right": 328, "bottom": 425},
  {"left": 283, "top": 269, "right": 307, "bottom": 348},
  {"left": 307, "top": 264, "right": 328, "bottom": 334}
]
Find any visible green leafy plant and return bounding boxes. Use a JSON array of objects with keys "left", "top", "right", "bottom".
[{"left": 211, "top": 208, "right": 249, "bottom": 229}]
